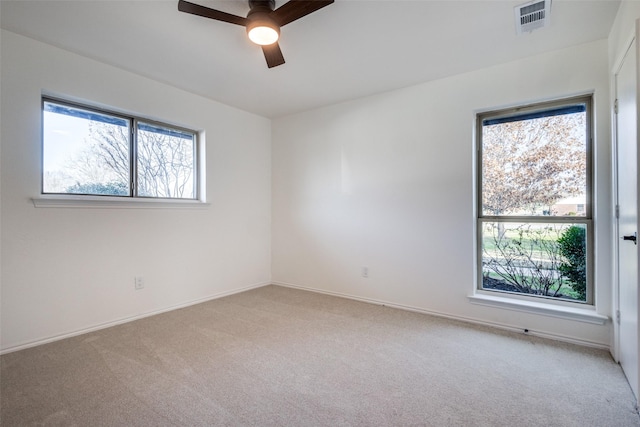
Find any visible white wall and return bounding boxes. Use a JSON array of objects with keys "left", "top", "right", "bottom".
[
  {"left": 609, "top": 1, "right": 640, "bottom": 69},
  {"left": 0, "top": 30, "right": 272, "bottom": 352},
  {"left": 272, "top": 39, "right": 613, "bottom": 347},
  {"left": 0, "top": 24, "right": 621, "bottom": 352}
]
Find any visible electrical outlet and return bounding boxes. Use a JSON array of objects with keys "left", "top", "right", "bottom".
[
  {"left": 134, "top": 276, "right": 145, "bottom": 290},
  {"left": 361, "top": 267, "right": 369, "bottom": 278}
]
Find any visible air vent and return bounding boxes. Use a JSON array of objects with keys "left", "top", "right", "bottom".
[{"left": 515, "top": 0, "right": 551, "bottom": 35}]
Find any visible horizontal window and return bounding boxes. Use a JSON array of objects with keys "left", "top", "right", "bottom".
[{"left": 42, "top": 98, "right": 199, "bottom": 200}]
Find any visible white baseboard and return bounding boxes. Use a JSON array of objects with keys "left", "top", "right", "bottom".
[
  {"left": 271, "top": 281, "right": 610, "bottom": 351},
  {"left": 0, "top": 281, "right": 271, "bottom": 355},
  {"left": 4, "top": 280, "right": 609, "bottom": 355}
]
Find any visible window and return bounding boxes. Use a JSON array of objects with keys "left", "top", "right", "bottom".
[
  {"left": 42, "top": 98, "right": 198, "bottom": 199},
  {"left": 477, "top": 95, "right": 592, "bottom": 304}
]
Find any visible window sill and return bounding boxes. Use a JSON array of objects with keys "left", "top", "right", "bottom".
[
  {"left": 32, "top": 195, "right": 210, "bottom": 209},
  {"left": 467, "top": 292, "right": 608, "bottom": 325}
]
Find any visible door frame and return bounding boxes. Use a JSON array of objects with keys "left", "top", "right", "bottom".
[{"left": 611, "top": 27, "right": 638, "bottom": 365}]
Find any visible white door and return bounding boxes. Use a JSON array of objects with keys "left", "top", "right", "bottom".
[{"left": 616, "top": 36, "right": 640, "bottom": 401}]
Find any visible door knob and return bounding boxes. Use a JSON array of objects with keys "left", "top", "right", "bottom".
[{"left": 623, "top": 232, "right": 637, "bottom": 245}]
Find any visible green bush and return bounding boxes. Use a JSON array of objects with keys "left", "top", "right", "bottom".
[{"left": 557, "top": 226, "right": 586, "bottom": 300}]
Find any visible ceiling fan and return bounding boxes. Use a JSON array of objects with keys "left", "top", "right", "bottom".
[{"left": 178, "top": 0, "right": 334, "bottom": 68}]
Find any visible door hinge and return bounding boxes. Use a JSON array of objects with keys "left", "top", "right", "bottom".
[
  {"left": 616, "top": 310, "right": 621, "bottom": 324},
  {"left": 616, "top": 204, "right": 620, "bottom": 219},
  {"left": 614, "top": 98, "right": 619, "bottom": 114}
]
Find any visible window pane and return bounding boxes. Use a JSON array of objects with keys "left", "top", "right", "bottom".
[
  {"left": 43, "top": 101, "right": 130, "bottom": 196},
  {"left": 136, "top": 122, "right": 196, "bottom": 199},
  {"left": 481, "top": 106, "right": 587, "bottom": 217},
  {"left": 481, "top": 222, "right": 587, "bottom": 302}
]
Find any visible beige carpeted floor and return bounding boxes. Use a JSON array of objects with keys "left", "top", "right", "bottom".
[{"left": 1, "top": 285, "right": 639, "bottom": 426}]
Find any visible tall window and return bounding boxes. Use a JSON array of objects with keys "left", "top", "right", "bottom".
[
  {"left": 42, "top": 98, "right": 198, "bottom": 199},
  {"left": 477, "top": 95, "right": 592, "bottom": 303}
]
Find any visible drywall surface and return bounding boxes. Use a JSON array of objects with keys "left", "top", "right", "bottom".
[
  {"left": 0, "top": 30, "right": 272, "bottom": 351},
  {"left": 272, "top": 39, "right": 613, "bottom": 346},
  {"left": 609, "top": 1, "right": 640, "bottom": 68}
]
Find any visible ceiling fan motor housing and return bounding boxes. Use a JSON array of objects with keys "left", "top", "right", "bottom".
[
  {"left": 248, "top": 0, "right": 275, "bottom": 12},
  {"left": 246, "top": 0, "right": 280, "bottom": 44}
]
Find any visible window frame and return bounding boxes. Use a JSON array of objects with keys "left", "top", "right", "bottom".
[
  {"left": 41, "top": 96, "right": 200, "bottom": 201},
  {"left": 476, "top": 95, "right": 594, "bottom": 305}
]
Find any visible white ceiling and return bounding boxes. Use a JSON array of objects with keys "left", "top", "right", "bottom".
[{"left": 1, "top": 0, "right": 621, "bottom": 118}]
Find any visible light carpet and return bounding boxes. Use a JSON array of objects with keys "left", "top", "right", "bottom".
[{"left": 1, "top": 285, "right": 638, "bottom": 426}]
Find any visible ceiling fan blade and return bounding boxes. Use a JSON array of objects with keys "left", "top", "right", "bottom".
[
  {"left": 262, "top": 43, "right": 286, "bottom": 68},
  {"left": 272, "top": 0, "right": 334, "bottom": 27},
  {"left": 178, "top": 0, "right": 247, "bottom": 26}
]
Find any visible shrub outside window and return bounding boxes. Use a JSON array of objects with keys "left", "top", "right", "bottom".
[
  {"left": 477, "top": 95, "right": 593, "bottom": 304},
  {"left": 42, "top": 98, "right": 198, "bottom": 200}
]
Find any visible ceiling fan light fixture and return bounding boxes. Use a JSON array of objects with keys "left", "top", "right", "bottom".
[
  {"left": 247, "top": 23, "right": 279, "bottom": 45},
  {"left": 246, "top": 15, "right": 280, "bottom": 45}
]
